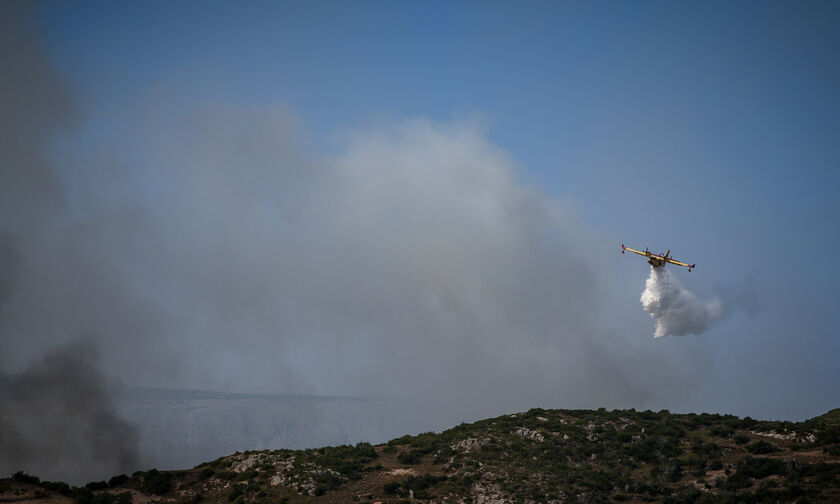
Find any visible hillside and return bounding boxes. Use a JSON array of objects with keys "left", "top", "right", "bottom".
[{"left": 3, "top": 408, "right": 839, "bottom": 504}]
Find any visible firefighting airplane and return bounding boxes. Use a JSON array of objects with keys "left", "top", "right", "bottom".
[{"left": 621, "top": 244, "right": 695, "bottom": 272}]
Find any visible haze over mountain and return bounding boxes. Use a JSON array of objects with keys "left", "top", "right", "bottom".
[{"left": 112, "top": 387, "right": 426, "bottom": 473}]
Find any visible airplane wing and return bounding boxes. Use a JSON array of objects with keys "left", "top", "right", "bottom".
[
  {"left": 666, "top": 257, "right": 696, "bottom": 271},
  {"left": 621, "top": 245, "right": 648, "bottom": 257}
]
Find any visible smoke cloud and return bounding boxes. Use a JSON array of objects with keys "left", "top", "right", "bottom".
[
  {"left": 0, "top": 4, "right": 142, "bottom": 483},
  {"left": 1, "top": 1, "right": 710, "bottom": 481},
  {"left": 0, "top": 340, "right": 140, "bottom": 483},
  {"left": 640, "top": 266, "right": 724, "bottom": 338}
]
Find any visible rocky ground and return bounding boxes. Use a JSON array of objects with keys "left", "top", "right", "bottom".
[{"left": 3, "top": 407, "right": 839, "bottom": 503}]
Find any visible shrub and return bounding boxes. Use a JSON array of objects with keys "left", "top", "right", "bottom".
[
  {"left": 72, "top": 487, "right": 94, "bottom": 504},
  {"left": 403, "top": 474, "right": 447, "bottom": 492},
  {"left": 397, "top": 449, "right": 423, "bottom": 465},
  {"left": 227, "top": 484, "right": 245, "bottom": 501},
  {"left": 662, "top": 485, "right": 701, "bottom": 504},
  {"left": 12, "top": 471, "right": 40, "bottom": 485},
  {"left": 631, "top": 436, "right": 682, "bottom": 463},
  {"left": 734, "top": 434, "right": 750, "bottom": 445},
  {"left": 383, "top": 481, "right": 400, "bottom": 495},
  {"left": 40, "top": 481, "right": 72, "bottom": 496},
  {"left": 107, "top": 475, "right": 129, "bottom": 488},
  {"left": 312, "top": 471, "right": 342, "bottom": 494},
  {"left": 822, "top": 444, "right": 840, "bottom": 456},
  {"left": 115, "top": 492, "right": 132, "bottom": 504},
  {"left": 85, "top": 481, "right": 108, "bottom": 491},
  {"left": 235, "top": 470, "right": 257, "bottom": 481},
  {"left": 353, "top": 442, "right": 377, "bottom": 459},
  {"left": 142, "top": 469, "right": 172, "bottom": 495},
  {"left": 710, "top": 426, "right": 734, "bottom": 438},
  {"left": 731, "top": 456, "right": 786, "bottom": 483},
  {"left": 747, "top": 441, "right": 779, "bottom": 454},
  {"left": 76, "top": 489, "right": 131, "bottom": 504},
  {"left": 691, "top": 441, "right": 721, "bottom": 458},
  {"left": 650, "top": 463, "right": 683, "bottom": 484}
]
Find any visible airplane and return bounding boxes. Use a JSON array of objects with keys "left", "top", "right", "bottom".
[{"left": 621, "top": 244, "right": 695, "bottom": 272}]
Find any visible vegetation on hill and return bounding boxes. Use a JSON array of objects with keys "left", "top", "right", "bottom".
[{"left": 3, "top": 408, "right": 839, "bottom": 503}]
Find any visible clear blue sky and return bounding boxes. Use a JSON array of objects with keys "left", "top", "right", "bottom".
[{"left": 30, "top": 1, "right": 840, "bottom": 419}]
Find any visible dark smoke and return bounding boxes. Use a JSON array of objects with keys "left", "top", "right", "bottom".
[
  {"left": 0, "top": 233, "right": 20, "bottom": 309},
  {"left": 0, "top": 4, "right": 142, "bottom": 483},
  {"left": 0, "top": 340, "right": 140, "bottom": 483}
]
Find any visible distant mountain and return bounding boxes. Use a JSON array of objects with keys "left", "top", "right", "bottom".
[
  {"left": 0, "top": 379, "right": 436, "bottom": 482},
  {"left": 113, "top": 386, "right": 427, "bottom": 470},
  {"left": 5, "top": 407, "right": 840, "bottom": 503}
]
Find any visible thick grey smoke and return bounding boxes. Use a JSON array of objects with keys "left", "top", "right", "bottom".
[
  {"left": 0, "top": 4, "right": 142, "bottom": 483},
  {"left": 0, "top": 340, "right": 140, "bottom": 483},
  {"left": 78, "top": 108, "right": 691, "bottom": 418},
  {"left": 640, "top": 266, "right": 723, "bottom": 338}
]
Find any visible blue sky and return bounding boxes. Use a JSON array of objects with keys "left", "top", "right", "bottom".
[
  {"left": 41, "top": 1, "right": 838, "bottom": 237},
  {"left": 23, "top": 1, "right": 840, "bottom": 420}
]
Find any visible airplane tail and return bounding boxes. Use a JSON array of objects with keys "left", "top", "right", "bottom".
[{"left": 664, "top": 249, "right": 670, "bottom": 260}]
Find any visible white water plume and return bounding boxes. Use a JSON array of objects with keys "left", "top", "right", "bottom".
[{"left": 641, "top": 266, "right": 723, "bottom": 338}]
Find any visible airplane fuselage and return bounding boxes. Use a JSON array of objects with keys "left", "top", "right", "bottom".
[{"left": 648, "top": 256, "right": 666, "bottom": 267}]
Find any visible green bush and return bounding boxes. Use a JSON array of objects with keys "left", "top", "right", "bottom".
[
  {"left": 142, "top": 469, "right": 172, "bottom": 495},
  {"left": 403, "top": 474, "right": 446, "bottom": 492},
  {"left": 227, "top": 484, "right": 245, "bottom": 501},
  {"left": 107, "top": 475, "right": 129, "bottom": 488},
  {"left": 12, "top": 471, "right": 40, "bottom": 485},
  {"left": 822, "top": 444, "right": 840, "bottom": 456},
  {"left": 433, "top": 446, "right": 454, "bottom": 464},
  {"left": 40, "top": 480, "right": 72, "bottom": 496},
  {"left": 729, "top": 456, "right": 786, "bottom": 485},
  {"left": 746, "top": 441, "right": 779, "bottom": 454},
  {"left": 72, "top": 489, "right": 131, "bottom": 504},
  {"left": 631, "top": 436, "right": 682, "bottom": 463},
  {"left": 381, "top": 474, "right": 446, "bottom": 499},
  {"left": 734, "top": 434, "right": 750, "bottom": 445},
  {"left": 353, "top": 442, "right": 377, "bottom": 459},
  {"left": 397, "top": 449, "right": 423, "bottom": 465},
  {"left": 710, "top": 426, "right": 734, "bottom": 438},
  {"left": 72, "top": 487, "right": 94, "bottom": 504},
  {"left": 312, "top": 471, "right": 343, "bottom": 494},
  {"left": 235, "top": 470, "right": 257, "bottom": 481},
  {"left": 114, "top": 492, "right": 132, "bottom": 504}
]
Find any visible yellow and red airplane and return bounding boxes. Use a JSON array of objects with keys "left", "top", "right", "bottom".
[{"left": 621, "top": 244, "right": 695, "bottom": 272}]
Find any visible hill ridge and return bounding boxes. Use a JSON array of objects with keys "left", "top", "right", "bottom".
[{"left": 3, "top": 407, "right": 839, "bottom": 503}]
